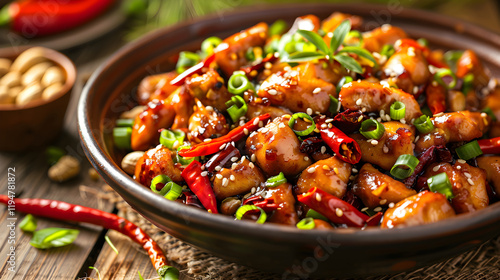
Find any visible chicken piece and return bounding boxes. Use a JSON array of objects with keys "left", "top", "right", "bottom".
[
  {"left": 263, "top": 183, "right": 299, "bottom": 226},
  {"left": 477, "top": 156, "right": 500, "bottom": 198},
  {"left": 321, "top": 12, "right": 363, "bottom": 33},
  {"left": 350, "top": 121, "right": 415, "bottom": 170},
  {"left": 246, "top": 115, "right": 310, "bottom": 177},
  {"left": 187, "top": 100, "right": 229, "bottom": 144},
  {"left": 258, "top": 62, "right": 334, "bottom": 114},
  {"left": 245, "top": 102, "right": 293, "bottom": 120},
  {"left": 483, "top": 87, "right": 500, "bottom": 121},
  {"left": 185, "top": 69, "right": 233, "bottom": 111},
  {"left": 383, "top": 45, "right": 430, "bottom": 92},
  {"left": 296, "top": 156, "right": 351, "bottom": 198},
  {"left": 339, "top": 81, "right": 422, "bottom": 123},
  {"left": 131, "top": 99, "right": 175, "bottom": 151},
  {"left": 424, "top": 162, "right": 489, "bottom": 214},
  {"left": 415, "top": 111, "right": 488, "bottom": 153},
  {"left": 166, "top": 87, "right": 194, "bottom": 130},
  {"left": 212, "top": 157, "right": 265, "bottom": 200},
  {"left": 362, "top": 25, "right": 407, "bottom": 53},
  {"left": 134, "top": 145, "right": 183, "bottom": 187},
  {"left": 215, "top": 22, "right": 268, "bottom": 76},
  {"left": 136, "top": 71, "right": 179, "bottom": 105},
  {"left": 381, "top": 191, "right": 456, "bottom": 229},
  {"left": 456, "top": 50, "right": 489, "bottom": 87}
]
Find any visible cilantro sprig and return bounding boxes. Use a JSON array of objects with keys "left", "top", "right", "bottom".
[{"left": 285, "top": 20, "right": 377, "bottom": 74}]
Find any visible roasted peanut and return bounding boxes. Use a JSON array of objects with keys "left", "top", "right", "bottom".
[
  {"left": 0, "top": 71, "right": 21, "bottom": 88},
  {"left": 41, "top": 66, "right": 65, "bottom": 87},
  {"left": 16, "top": 83, "right": 43, "bottom": 106},
  {"left": 11, "top": 47, "right": 49, "bottom": 73},
  {"left": 121, "top": 151, "right": 145, "bottom": 175},
  {"left": 88, "top": 168, "right": 100, "bottom": 181},
  {"left": 48, "top": 155, "right": 81, "bottom": 182},
  {"left": 22, "top": 62, "right": 53, "bottom": 86},
  {"left": 447, "top": 90, "right": 466, "bottom": 112},
  {"left": 42, "top": 82, "right": 64, "bottom": 100},
  {"left": 0, "top": 85, "right": 15, "bottom": 104},
  {"left": 0, "top": 58, "right": 11, "bottom": 77},
  {"left": 220, "top": 197, "right": 241, "bottom": 215}
]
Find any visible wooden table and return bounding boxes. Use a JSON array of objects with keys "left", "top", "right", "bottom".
[{"left": 1, "top": 2, "right": 500, "bottom": 279}]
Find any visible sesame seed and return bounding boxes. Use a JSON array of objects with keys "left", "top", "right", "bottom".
[
  {"left": 433, "top": 166, "right": 440, "bottom": 172},
  {"left": 278, "top": 123, "right": 286, "bottom": 128},
  {"left": 230, "top": 175, "right": 236, "bottom": 181},
  {"left": 172, "top": 140, "right": 179, "bottom": 149},
  {"left": 261, "top": 127, "right": 269, "bottom": 133},
  {"left": 323, "top": 165, "right": 330, "bottom": 171},
  {"left": 215, "top": 166, "right": 222, "bottom": 171},
  {"left": 304, "top": 156, "right": 310, "bottom": 161},
  {"left": 249, "top": 162, "right": 255, "bottom": 169},
  {"left": 321, "top": 146, "right": 326, "bottom": 154},
  {"left": 201, "top": 165, "right": 205, "bottom": 170},
  {"left": 268, "top": 89, "right": 278, "bottom": 95},
  {"left": 243, "top": 128, "right": 249, "bottom": 135},
  {"left": 464, "top": 172, "right": 472, "bottom": 178},
  {"left": 336, "top": 208, "right": 344, "bottom": 217},
  {"left": 481, "top": 112, "right": 488, "bottom": 118},
  {"left": 231, "top": 156, "right": 238, "bottom": 162},
  {"left": 457, "top": 165, "right": 462, "bottom": 170},
  {"left": 216, "top": 174, "right": 223, "bottom": 179},
  {"left": 371, "top": 139, "right": 379, "bottom": 145},
  {"left": 253, "top": 118, "right": 259, "bottom": 125},
  {"left": 328, "top": 123, "right": 333, "bottom": 128},
  {"left": 201, "top": 171, "right": 208, "bottom": 177},
  {"left": 380, "top": 109, "right": 385, "bottom": 116},
  {"left": 206, "top": 106, "right": 214, "bottom": 111},
  {"left": 325, "top": 118, "right": 334, "bottom": 123},
  {"left": 377, "top": 118, "right": 382, "bottom": 122},
  {"left": 434, "top": 112, "right": 444, "bottom": 117},
  {"left": 413, "top": 86, "right": 419, "bottom": 94},
  {"left": 374, "top": 207, "right": 382, "bottom": 212},
  {"left": 400, "top": 119, "right": 406, "bottom": 124},
  {"left": 380, "top": 199, "right": 387, "bottom": 205},
  {"left": 467, "top": 178, "right": 474, "bottom": 185},
  {"left": 265, "top": 62, "right": 272, "bottom": 69},
  {"left": 240, "top": 156, "right": 246, "bottom": 163},
  {"left": 357, "top": 116, "right": 363, "bottom": 122},
  {"left": 222, "top": 178, "right": 229, "bottom": 187},
  {"left": 457, "top": 159, "right": 466, "bottom": 164},
  {"left": 251, "top": 154, "right": 256, "bottom": 162},
  {"left": 219, "top": 143, "right": 226, "bottom": 150},
  {"left": 361, "top": 207, "right": 369, "bottom": 212},
  {"left": 204, "top": 138, "right": 212, "bottom": 143},
  {"left": 232, "top": 163, "right": 238, "bottom": 169},
  {"left": 307, "top": 108, "right": 313, "bottom": 115},
  {"left": 307, "top": 167, "right": 316, "bottom": 173},
  {"left": 407, "top": 47, "right": 416, "bottom": 57},
  {"left": 313, "top": 87, "right": 321, "bottom": 94},
  {"left": 388, "top": 203, "right": 395, "bottom": 208},
  {"left": 321, "top": 124, "right": 327, "bottom": 129},
  {"left": 362, "top": 108, "right": 367, "bottom": 112},
  {"left": 386, "top": 114, "right": 391, "bottom": 121},
  {"left": 251, "top": 187, "right": 256, "bottom": 194},
  {"left": 352, "top": 168, "right": 358, "bottom": 173},
  {"left": 356, "top": 99, "right": 362, "bottom": 106},
  {"left": 415, "top": 135, "right": 420, "bottom": 142},
  {"left": 383, "top": 146, "right": 389, "bottom": 153},
  {"left": 316, "top": 193, "right": 322, "bottom": 202},
  {"left": 333, "top": 167, "right": 339, "bottom": 174}
]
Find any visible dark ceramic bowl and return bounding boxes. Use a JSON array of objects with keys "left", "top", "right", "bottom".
[{"left": 78, "top": 4, "right": 500, "bottom": 278}]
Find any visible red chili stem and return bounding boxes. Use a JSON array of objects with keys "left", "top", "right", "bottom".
[
  {"left": 297, "top": 187, "right": 370, "bottom": 228},
  {"left": 1, "top": 0, "right": 115, "bottom": 37},
  {"left": 0, "top": 195, "right": 172, "bottom": 277},
  {"left": 181, "top": 160, "right": 219, "bottom": 214},
  {"left": 178, "top": 114, "right": 271, "bottom": 157},
  {"left": 316, "top": 119, "right": 361, "bottom": 164},
  {"left": 478, "top": 137, "right": 500, "bottom": 154}
]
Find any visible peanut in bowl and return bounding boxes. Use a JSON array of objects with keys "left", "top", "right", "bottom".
[
  {"left": 0, "top": 46, "right": 76, "bottom": 151},
  {"left": 78, "top": 4, "right": 500, "bottom": 278}
]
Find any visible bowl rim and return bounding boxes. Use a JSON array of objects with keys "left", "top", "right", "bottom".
[
  {"left": 0, "top": 46, "right": 76, "bottom": 111},
  {"left": 78, "top": 2, "right": 500, "bottom": 247}
]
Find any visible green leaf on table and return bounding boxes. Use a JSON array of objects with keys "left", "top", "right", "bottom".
[
  {"left": 334, "top": 54, "right": 363, "bottom": 74},
  {"left": 285, "top": 51, "right": 326, "bottom": 63},
  {"left": 330, "top": 20, "right": 351, "bottom": 53},
  {"left": 338, "top": 46, "right": 378, "bottom": 66},
  {"left": 138, "top": 270, "right": 145, "bottom": 280},
  {"left": 296, "top": 30, "right": 329, "bottom": 55},
  {"left": 30, "top": 228, "right": 79, "bottom": 249},
  {"left": 19, "top": 214, "right": 37, "bottom": 232}
]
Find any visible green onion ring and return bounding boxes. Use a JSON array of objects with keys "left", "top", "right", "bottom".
[
  {"left": 288, "top": 113, "right": 316, "bottom": 136},
  {"left": 296, "top": 217, "right": 316, "bottom": 230},
  {"left": 305, "top": 209, "right": 328, "bottom": 221},
  {"left": 359, "top": 119, "right": 385, "bottom": 140},
  {"left": 390, "top": 101, "right": 406, "bottom": 120},
  {"left": 456, "top": 140, "right": 483, "bottom": 161},
  {"left": 390, "top": 154, "right": 419, "bottom": 179},
  {"left": 265, "top": 172, "right": 287, "bottom": 188},
  {"left": 329, "top": 95, "right": 340, "bottom": 115},
  {"left": 427, "top": 172, "right": 454, "bottom": 199},
  {"left": 162, "top": 182, "right": 183, "bottom": 201},
  {"left": 414, "top": 115, "right": 435, "bottom": 134},
  {"left": 434, "top": 68, "right": 457, "bottom": 89},
  {"left": 336, "top": 76, "right": 353, "bottom": 94},
  {"left": 113, "top": 127, "right": 132, "bottom": 150},
  {"left": 225, "top": 95, "right": 248, "bottom": 123},
  {"left": 150, "top": 175, "right": 172, "bottom": 194},
  {"left": 159, "top": 129, "right": 185, "bottom": 150},
  {"left": 235, "top": 205, "right": 267, "bottom": 224},
  {"left": 228, "top": 71, "right": 255, "bottom": 95}
]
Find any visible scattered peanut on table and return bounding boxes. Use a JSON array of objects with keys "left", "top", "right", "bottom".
[
  {"left": 0, "top": 47, "right": 66, "bottom": 106},
  {"left": 48, "top": 155, "right": 81, "bottom": 182}
]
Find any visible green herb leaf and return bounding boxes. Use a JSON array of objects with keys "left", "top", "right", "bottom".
[
  {"left": 19, "top": 214, "right": 37, "bottom": 232},
  {"left": 296, "top": 30, "right": 329, "bottom": 55},
  {"left": 338, "top": 46, "right": 377, "bottom": 66},
  {"left": 330, "top": 20, "right": 351, "bottom": 53},
  {"left": 285, "top": 51, "right": 326, "bottom": 63},
  {"left": 30, "top": 228, "right": 79, "bottom": 249},
  {"left": 334, "top": 54, "right": 363, "bottom": 74}
]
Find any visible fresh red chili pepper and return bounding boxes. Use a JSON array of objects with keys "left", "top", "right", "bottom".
[
  {"left": 181, "top": 160, "right": 218, "bottom": 214},
  {"left": 315, "top": 118, "right": 361, "bottom": 164},
  {"left": 426, "top": 83, "right": 447, "bottom": 115},
  {"left": 0, "top": 195, "right": 177, "bottom": 279},
  {"left": 478, "top": 137, "right": 500, "bottom": 154},
  {"left": 366, "top": 212, "right": 383, "bottom": 227},
  {"left": 243, "top": 196, "right": 279, "bottom": 212},
  {"left": 170, "top": 53, "right": 216, "bottom": 86},
  {"left": 0, "top": 0, "right": 115, "bottom": 37},
  {"left": 297, "top": 187, "right": 370, "bottom": 228},
  {"left": 178, "top": 114, "right": 271, "bottom": 157},
  {"left": 240, "top": 52, "right": 279, "bottom": 78}
]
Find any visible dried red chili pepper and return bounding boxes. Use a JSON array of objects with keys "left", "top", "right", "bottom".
[
  {"left": 204, "top": 143, "right": 241, "bottom": 173},
  {"left": 178, "top": 114, "right": 271, "bottom": 157},
  {"left": 170, "top": 53, "right": 217, "bottom": 86},
  {"left": 0, "top": 195, "right": 178, "bottom": 279},
  {"left": 0, "top": 0, "right": 115, "bottom": 37},
  {"left": 243, "top": 196, "right": 279, "bottom": 212},
  {"left": 426, "top": 83, "right": 447, "bottom": 115},
  {"left": 478, "top": 137, "right": 500, "bottom": 154},
  {"left": 297, "top": 187, "right": 370, "bottom": 228},
  {"left": 181, "top": 160, "right": 218, "bottom": 214},
  {"left": 240, "top": 52, "right": 279, "bottom": 78},
  {"left": 330, "top": 109, "right": 365, "bottom": 134},
  {"left": 366, "top": 212, "right": 383, "bottom": 227},
  {"left": 403, "top": 145, "right": 451, "bottom": 189},
  {"left": 315, "top": 118, "right": 361, "bottom": 164}
]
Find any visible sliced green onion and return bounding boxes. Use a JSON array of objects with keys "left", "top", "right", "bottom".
[
  {"left": 19, "top": 214, "right": 37, "bottom": 232},
  {"left": 296, "top": 217, "right": 316, "bottom": 230},
  {"left": 201, "top": 36, "right": 222, "bottom": 55},
  {"left": 427, "top": 172, "right": 454, "bottom": 199},
  {"left": 421, "top": 106, "right": 433, "bottom": 117},
  {"left": 160, "top": 129, "right": 185, "bottom": 150},
  {"left": 264, "top": 37, "right": 280, "bottom": 55},
  {"left": 462, "top": 73, "right": 474, "bottom": 94},
  {"left": 390, "top": 154, "right": 419, "bottom": 179},
  {"left": 306, "top": 209, "right": 328, "bottom": 221},
  {"left": 150, "top": 174, "right": 172, "bottom": 194},
  {"left": 336, "top": 76, "right": 353, "bottom": 94},
  {"left": 444, "top": 50, "right": 463, "bottom": 67},
  {"left": 414, "top": 115, "right": 435, "bottom": 134},
  {"left": 113, "top": 127, "right": 132, "bottom": 150},
  {"left": 225, "top": 95, "right": 248, "bottom": 122},
  {"left": 228, "top": 71, "right": 255, "bottom": 95},
  {"left": 245, "top": 47, "right": 256, "bottom": 61},
  {"left": 176, "top": 145, "right": 199, "bottom": 165},
  {"left": 235, "top": 205, "right": 267, "bottom": 224},
  {"left": 288, "top": 113, "right": 315, "bottom": 136},
  {"left": 269, "top": 19, "right": 287, "bottom": 36},
  {"left": 482, "top": 107, "right": 497, "bottom": 121},
  {"left": 162, "top": 182, "right": 183, "bottom": 201},
  {"left": 380, "top": 44, "right": 395, "bottom": 58},
  {"left": 105, "top": 235, "right": 119, "bottom": 255},
  {"left": 265, "top": 172, "right": 287, "bottom": 188},
  {"left": 456, "top": 140, "right": 483, "bottom": 160},
  {"left": 390, "top": 101, "right": 406, "bottom": 120},
  {"left": 359, "top": 119, "right": 385, "bottom": 140},
  {"left": 115, "top": 118, "right": 134, "bottom": 127},
  {"left": 417, "top": 38, "right": 428, "bottom": 47},
  {"left": 343, "top": 30, "right": 363, "bottom": 47},
  {"left": 176, "top": 51, "right": 200, "bottom": 74},
  {"left": 434, "top": 68, "right": 457, "bottom": 89},
  {"left": 30, "top": 228, "right": 80, "bottom": 249},
  {"left": 329, "top": 95, "right": 340, "bottom": 115}
]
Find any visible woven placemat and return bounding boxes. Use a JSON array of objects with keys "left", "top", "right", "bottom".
[{"left": 96, "top": 185, "right": 500, "bottom": 280}]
